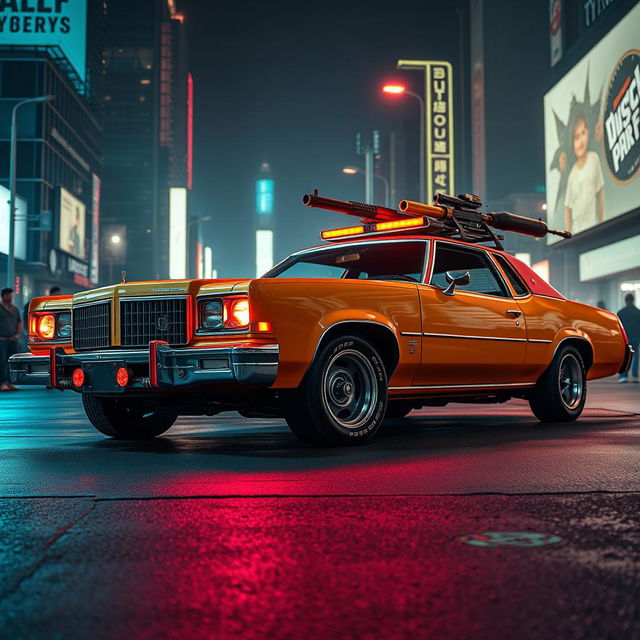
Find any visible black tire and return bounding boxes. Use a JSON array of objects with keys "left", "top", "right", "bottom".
[
  {"left": 284, "top": 335, "right": 388, "bottom": 446},
  {"left": 528, "top": 345, "right": 586, "bottom": 422},
  {"left": 82, "top": 395, "right": 177, "bottom": 439},
  {"left": 384, "top": 401, "right": 414, "bottom": 420}
]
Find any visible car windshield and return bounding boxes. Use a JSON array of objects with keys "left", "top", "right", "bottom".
[{"left": 263, "top": 241, "right": 427, "bottom": 282}]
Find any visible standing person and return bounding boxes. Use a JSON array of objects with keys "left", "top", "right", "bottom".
[
  {"left": 0, "top": 288, "right": 23, "bottom": 391},
  {"left": 564, "top": 112, "right": 605, "bottom": 235},
  {"left": 618, "top": 293, "right": 640, "bottom": 383}
]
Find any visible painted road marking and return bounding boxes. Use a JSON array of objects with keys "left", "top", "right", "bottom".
[{"left": 457, "top": 532, "right": 563, "bottom": 548}]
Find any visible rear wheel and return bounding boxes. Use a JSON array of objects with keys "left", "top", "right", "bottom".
[
  {"left": 82, "top": 395, "right": 177, "bottom": 439},
  {"left": 528, "top": 345, "right": 586, "bottom": 422},
  {"left": 284, "top": 335, "right": 387, "bottom": 446}
]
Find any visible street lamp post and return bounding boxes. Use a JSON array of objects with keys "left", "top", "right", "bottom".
[
  {"left": 381, "top": 84, "right": 425, "bottom": 203},
  {"left": 6, "top": 95, "right": 54, "bottom": 290},
  {"left": 342, "top": 167, "right": 390, "bottom": 207}
]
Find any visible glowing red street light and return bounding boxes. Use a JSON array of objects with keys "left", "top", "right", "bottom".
[{"left": 382, "top": 84, "right": 407, "bottom": 95}]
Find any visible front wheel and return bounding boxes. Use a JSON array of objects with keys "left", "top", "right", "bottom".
[
  {"left": 82, "top": 395, "right": 177, "bottom": 439},
  {"left": 284, "top": 335, "right": 388, "bottom": 446},
  {"left": 528, "top": 345, "right": 586, "bottom": 422}
]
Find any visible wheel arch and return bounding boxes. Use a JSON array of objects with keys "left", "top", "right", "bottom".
[
  {"left": 314, "top": 320, "right": 400, "bottom": 378},
  {"left": 550, "top": 335, "right": 594, "bottom": 373}
]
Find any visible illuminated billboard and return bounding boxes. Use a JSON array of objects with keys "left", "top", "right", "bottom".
[
  {"left": 0, "top": 0, "right": 87, "bottom": 82},
  {"left": 90, "top": 173, "right": 100, "bottom": 284},
  {"left": 397, "top": 59, "right": 455, "bottom": 203},
  {"left": 58, "top": 187, "right": 86, "bottom": 260},
  {"left": 256, "top": 179, "right": 274, "bottom": 215},
  {"left": 0, "top": 185, "right": 27, "bottom": 261},
  {"left": 544, "top": 4, "right": 640, "bottom": 243},
  {"left": 255, "top": 229, "right": 273, "bottom": 277},
  {"left": 169, "top": 187, "right": 187, "bottom": 279}
]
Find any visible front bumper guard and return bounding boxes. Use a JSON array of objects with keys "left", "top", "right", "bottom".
[{"left": 9, "top": 342, "right": 279, "bottom": 392}]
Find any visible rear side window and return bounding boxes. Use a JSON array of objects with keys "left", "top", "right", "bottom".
[
  {"left": 430, "top": 244, "right": 509, "bottom": 297},
  {"left": 493, "top": 254, "right": 529, "bottom": 296}
]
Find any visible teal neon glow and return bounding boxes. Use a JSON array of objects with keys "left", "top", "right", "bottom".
[{"left": 256, "top": 179, "right": 274, "bottom": 215}]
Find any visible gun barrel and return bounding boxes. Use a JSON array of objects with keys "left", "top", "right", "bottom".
[
  {"left": 484, "top": 211, "right": 549, "bottom": 238},
  {"left": 302, "top": 193, "right": 406, "bottom": 222},
  {"left": 398, "top": 199, "right": 449, "bottom": 220}
]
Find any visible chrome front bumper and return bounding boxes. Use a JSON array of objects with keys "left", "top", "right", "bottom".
[{"left": 9, "top": 343, "right": 279, "bottom": 392}]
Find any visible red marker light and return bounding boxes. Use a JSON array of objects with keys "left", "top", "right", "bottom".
[
  {"left": 374, "top": 217, "right": 426, "bottom": 232},
  {"left": 256, "top": 321, "right": 273, "bottom": 333},
  {"left": 116, "top": 367, "right": 129, "bottom": 387},
  {"left": 72, "top": 368, "right": 85, "bottom": 387},
  {"left": 321, "top": 225, "right": 366, "bottom": 240},
  {"left": 382, "top": 84, "right": 406, "bottom": 95}
]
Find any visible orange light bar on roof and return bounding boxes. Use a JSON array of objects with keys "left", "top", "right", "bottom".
[
  {"left": 374, "top": 217, "right": 426, "bottom": 232},
  {"left": 321, "top": 225, "right": 366, "bottom": 240}
]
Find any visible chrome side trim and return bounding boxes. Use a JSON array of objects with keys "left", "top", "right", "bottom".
[
  {"left": 422, "top": 332, "right": 528, "bottom": 343},
  {"left": 532, "top": 293, "right": 566, "bottom": 301},
  {"left": 72, "top": 299, "right": 110, "bottom": 308},
  {"left": 389, "top": 382, "right": 534, "bottom": 391},
  {"left": 196, "top": 291, "right": 236, "bottom": 299},
  {"left": 400, "top": 331, "right": 422, "bottom": 336},
  {"left": 528, "top": 338, "right": 553, "bottom": 344}
]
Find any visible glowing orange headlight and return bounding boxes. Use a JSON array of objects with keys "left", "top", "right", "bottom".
[
  {"left": 223, "top": 297, "right": 250, "bottom": 329},
  {"left": 36, "top": 314, "right": 56, "bottom": 340}
]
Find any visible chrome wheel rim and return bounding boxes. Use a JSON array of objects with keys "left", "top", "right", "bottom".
[
  {"left": 558, "top": 353, "right": 583, "bottom": 410},
  {"left": 321, "top": 349, "right": 378, "bottom": 429}
]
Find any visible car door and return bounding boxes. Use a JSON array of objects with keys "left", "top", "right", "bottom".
[{"left": 413, "top": 241, "right": 527, "bottom": 387}]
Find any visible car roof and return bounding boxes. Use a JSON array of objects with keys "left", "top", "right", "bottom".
[
  {"left": 294, "top": 234, "right": 502, "bottom": 256},
  {"left": 289, "top": 234, "right": 565, "bottom": 300}
]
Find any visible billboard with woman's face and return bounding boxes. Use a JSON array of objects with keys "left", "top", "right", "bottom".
[{"left": 544, "top": 4, "right": 640, "bottom": 243}]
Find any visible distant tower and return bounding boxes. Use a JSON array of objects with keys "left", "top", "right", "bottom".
[{"left": 255, "top": 162, "right": 275, "bottom": 277}]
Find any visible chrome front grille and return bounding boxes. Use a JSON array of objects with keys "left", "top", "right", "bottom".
[
  {"left": 120, "top": 297, "right": 188, "bottom": 347},
  {"left": 73, "top": 302, "right": 111, "bottom": 350}
]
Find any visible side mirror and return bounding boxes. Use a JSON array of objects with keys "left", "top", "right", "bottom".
[{"left": 442, "top": 270, "right": 470, "bottom": 296}]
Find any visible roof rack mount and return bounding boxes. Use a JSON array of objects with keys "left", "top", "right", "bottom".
[{"left": 304, "top": 190, "right": 572, "bottom": 250}]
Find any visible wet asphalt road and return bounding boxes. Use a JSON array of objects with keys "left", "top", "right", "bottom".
[{"left": 0, "top": 380, "right": 639, "bottom": 639}]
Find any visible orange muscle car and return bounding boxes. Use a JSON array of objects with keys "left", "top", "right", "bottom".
[{"left": 10, "top": 192, "right": 633, "bottom": 446}]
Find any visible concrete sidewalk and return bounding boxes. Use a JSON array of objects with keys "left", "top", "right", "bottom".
[{"left": 587, "top": 376, "right": 640, "bottom": 414}]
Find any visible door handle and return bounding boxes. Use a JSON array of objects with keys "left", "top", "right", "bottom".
[{"left": 506, "top": 309, "right": 522, "bottom": 317}]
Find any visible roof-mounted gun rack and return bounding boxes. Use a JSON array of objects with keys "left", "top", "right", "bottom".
[{"left": 303, "top": 190, "right": 572, "bottom": 250}]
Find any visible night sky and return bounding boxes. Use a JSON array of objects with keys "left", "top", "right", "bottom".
[{"left": 181, "top": 0, "right": 461, "bottom": 277}]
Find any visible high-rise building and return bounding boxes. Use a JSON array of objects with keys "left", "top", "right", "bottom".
[
  {"left": 468, "top": 0, "right": 548, "bottom": 206},
  {"left": 255, "top": 161, "right": 274, "bottom": 277},
  {"left": 102, "top": 0, "right": 192, "bottom": 282},
  {"left": 0, "top": 0, "right": 104, "bottom": 303}
]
